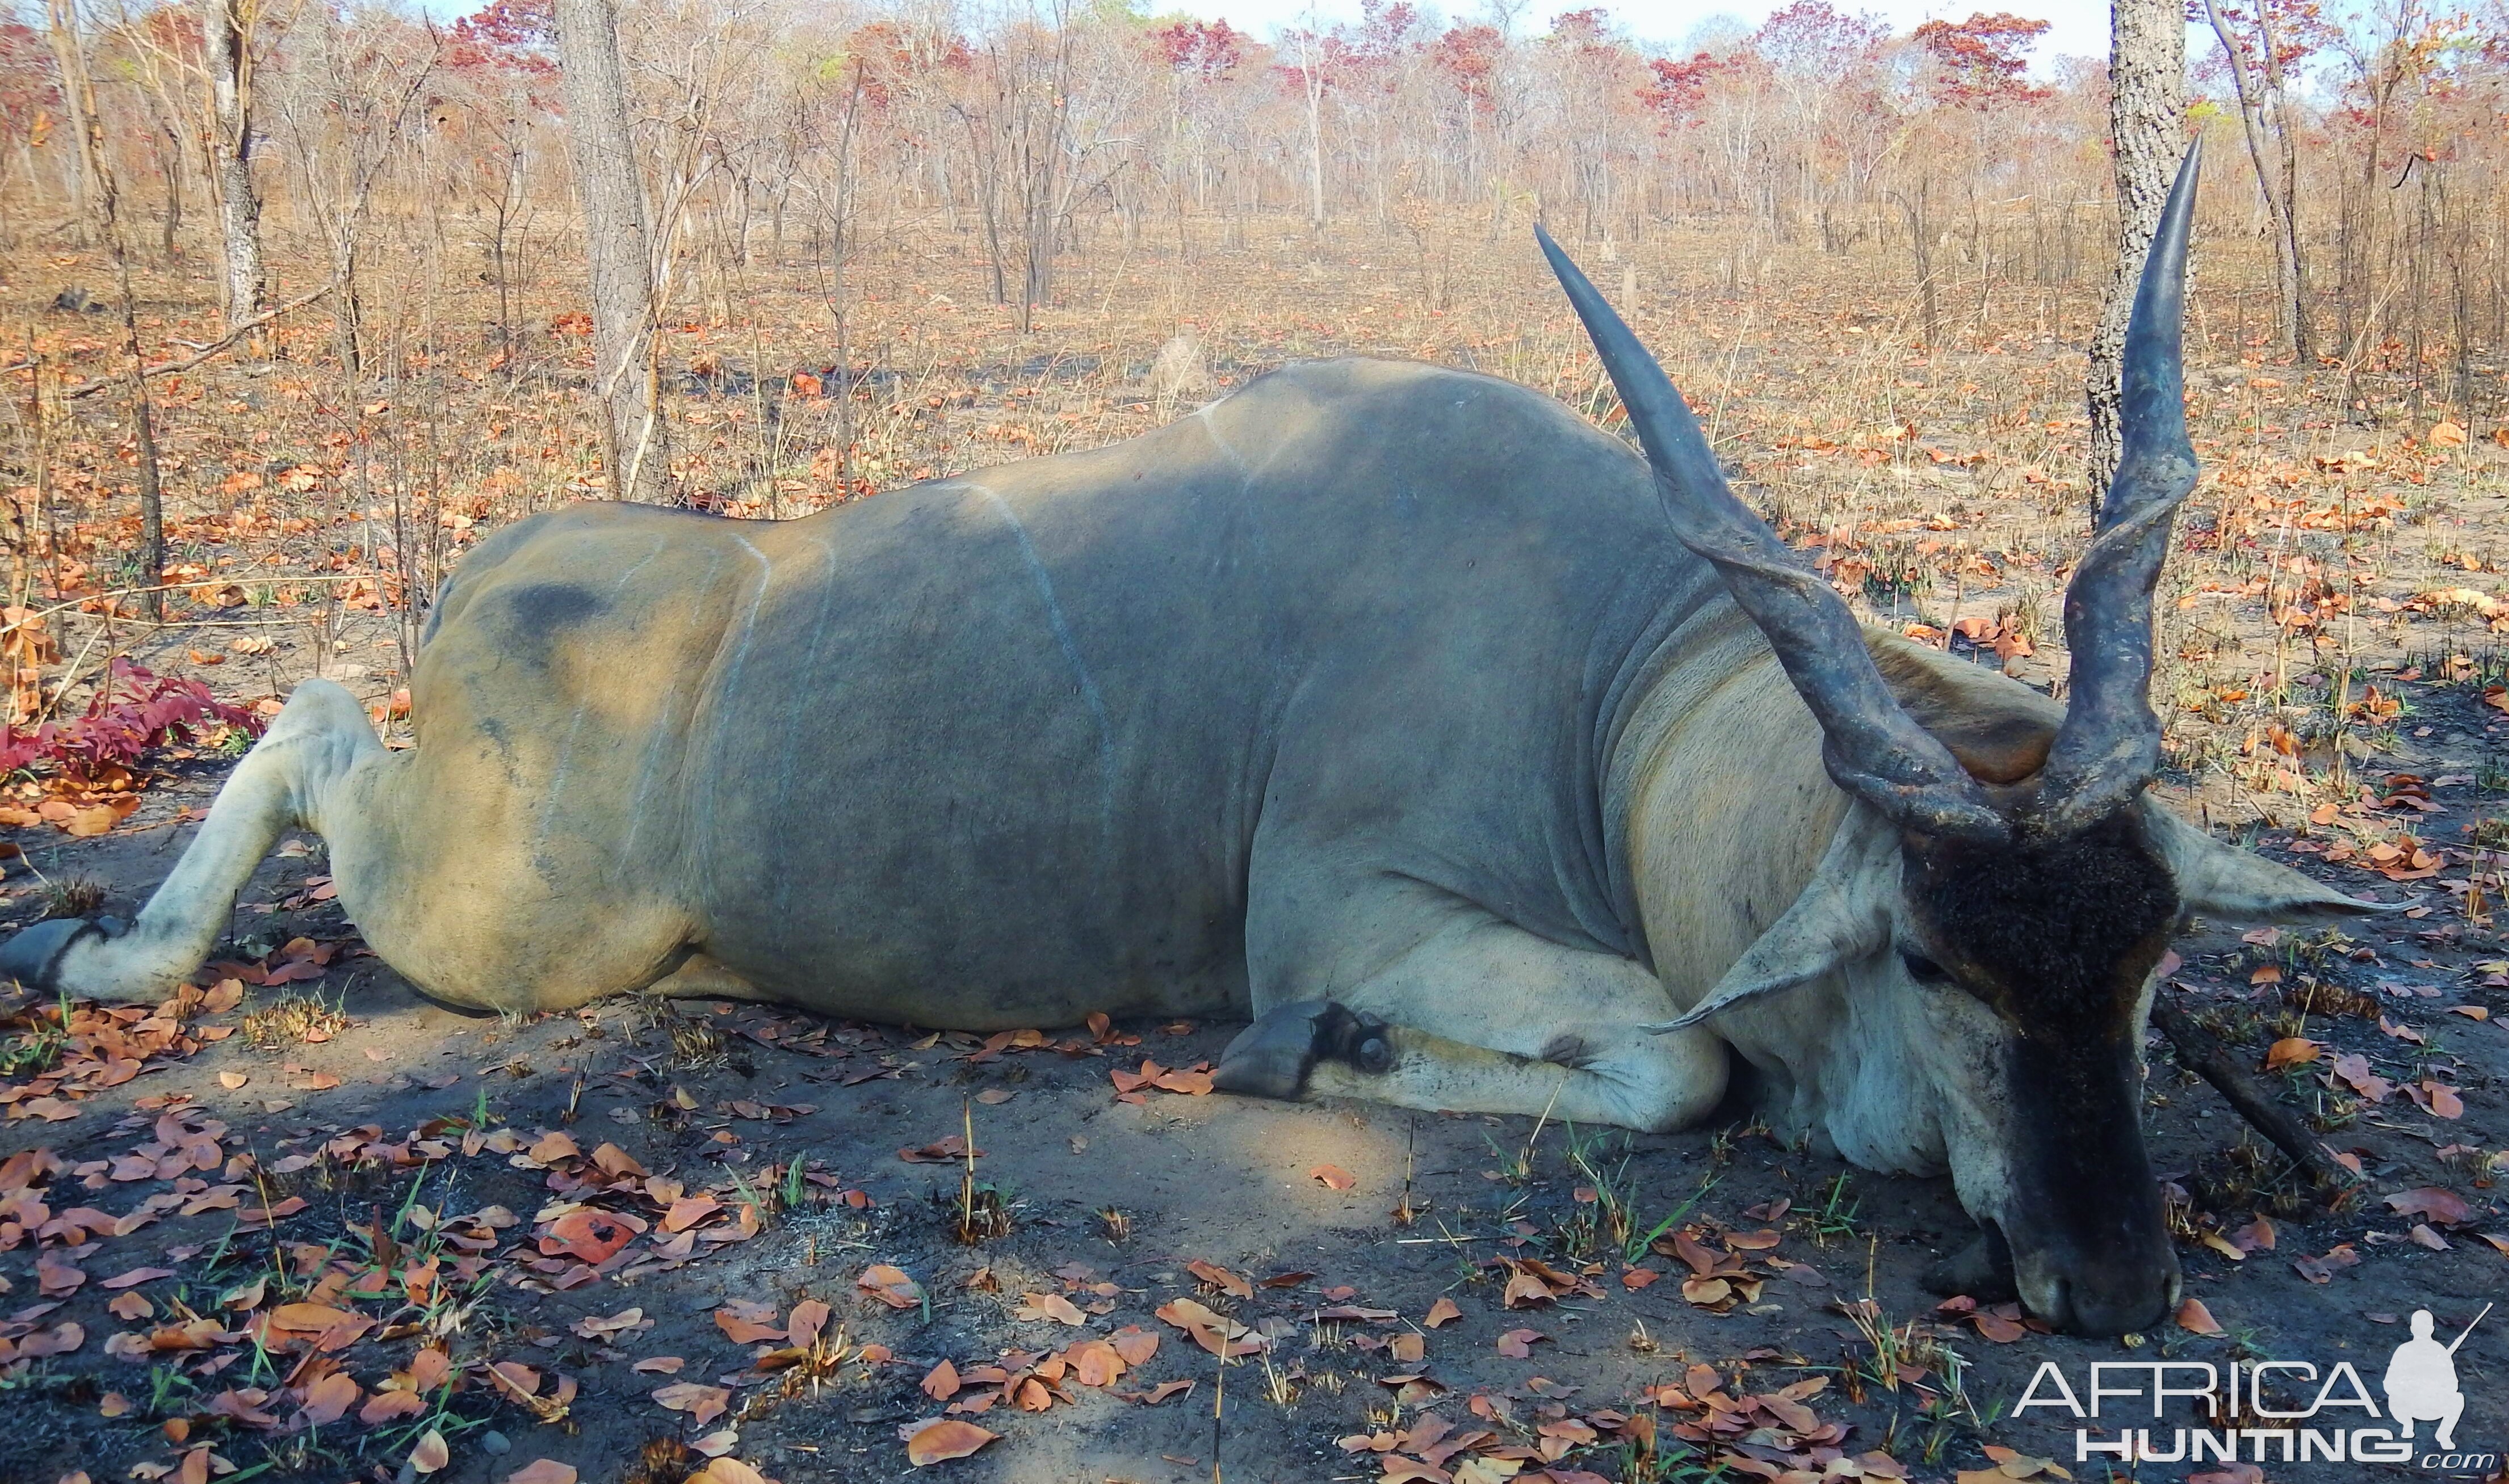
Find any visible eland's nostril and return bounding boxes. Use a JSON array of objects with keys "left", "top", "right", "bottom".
[
  {"left": 2060, "top": 1275, "right": 2177, "bottom": 1336},
  {"left": 2042, "top": 1275, "right": 2073, "bottom": 1334}
]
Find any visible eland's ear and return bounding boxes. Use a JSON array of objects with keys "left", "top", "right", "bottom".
[
  {"left": 1647, "top": 805, "right": 1897, "bottom": 1032},
  {"left": 2142, "top": 801, "right": 2402, "bottom": 922}
]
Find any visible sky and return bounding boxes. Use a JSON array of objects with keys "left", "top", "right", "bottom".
[{"left": 1158, "top": 0, "right": 2121, "bottom": 69}]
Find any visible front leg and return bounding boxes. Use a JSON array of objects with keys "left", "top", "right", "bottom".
[
  {"left": 1227, "top": 881, "right": 1731, "bottom": 1133},
  {"left": 1210, "top": 999, "right": 1396, "bottom": 1099},
  {"left": 1298, "top": 1016, "right": 1728, "bottom": 1133}
]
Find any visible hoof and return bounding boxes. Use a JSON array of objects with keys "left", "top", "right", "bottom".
[
  {"left": 1923, "top": 1225, "right": 2017, "bottom": 1301},
  {"left": 0, "top": 915, "right": 118, "bottom": 991},
  {"left": 1212, "top": 999, "right": 1395, "bottom": 1099}
]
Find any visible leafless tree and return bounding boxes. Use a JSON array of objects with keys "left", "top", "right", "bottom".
[
  {"left": 2088, "top": 0, "right": 2187, "bottom": 493},
  {"left": 555, "top": 0, "right": 673, "bottom": 502},
  {"left": 201, "top": 0, "right": 266, "bottom": 340},
  {"left": 2201, "top": 0, "right": 2311, "bottom": 361}
]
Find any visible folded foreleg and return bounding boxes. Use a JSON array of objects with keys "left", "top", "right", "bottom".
[{"left": 1218, "top": 907, "right": 1728, "bottom": 1134}]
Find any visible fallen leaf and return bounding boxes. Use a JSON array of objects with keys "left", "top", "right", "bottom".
[
  {"left": 903, "top": 1418, "right": 998, "bottom": 1466},
  {"left": 2386, "top": 1188, "right": 2474, "bottom": 1226},
  {"left": 787, "top": 1299, "right": 831, "bottom": 1348},
  {"left": 1068, "top": 1338, "right": 1125, "bottom": 1387},
  {"left": 1186, "top": 1259, "right": 1253, "bottom": 1298},
  {"left": 716, "top": 1308, "right": 787, "bottom": 1344},
  {"left": 921, "top": 1360, "right": 961, "bottom": 1401},
  {"left": 1496, "top": 1328, "right": 1545, "bottom": 1358},
  {"left": 1423, "top": 1297, "right": 1462, "bottom": 1329},
  {"left": 540, "top": 1208, "right": 635, "bottom": 1265},
  {"left": 2176, "top": 1298, "right": 2226, "bottom": 1336},
  {"left": 572, "top": 1306, "right": 645, "bottom": 1340},
  {"left": 503, "top": 1464, "right": 578, "bottom": 1484},
  {"left": 1309, "top": 1164, "right": 1357, "bottom": 1191},
  {"left": 2294, "top": 1245, "right": 2363, "bottom": 1284},
  {"left": 653, "top": 1383, "right": 731, "bottom": 1426},
  {"left": 858, "top": 1264, "right": 925, "bottom": 1309},
  {"left": 361, "top": 1391, "right": 429, "bottom": 1424},
  {"left": 409, "top": 1431, "right": 450, "bottom": 1475},
  {"left": 297, "top": 1372, "right": 359, "bottom": 1426},
  {"left": 1013, "top": 1291, "right": 1086, "bottom": 1326},
  {"left": 2264, "top": 1036, "right": 2321, "bottom": 1069}
]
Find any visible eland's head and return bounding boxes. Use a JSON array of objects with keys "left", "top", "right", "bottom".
[{"left": 1543, "top": 145, "right": 2390, "bottom": 1335}]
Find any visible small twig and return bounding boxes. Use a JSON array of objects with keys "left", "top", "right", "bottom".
[
  {"left": 2149, "top": 990, "right": 2338, "bottom": 1187},
  {"left": 0, "top": 572, "right": 384, "bottom": 642},
  {"left": 0, "top": 278, "right": 341, "bottom": 401}
]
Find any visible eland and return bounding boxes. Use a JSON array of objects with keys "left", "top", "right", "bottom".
[{"left": 0, "top": 145, "right": 2379, "bottom": 1332}]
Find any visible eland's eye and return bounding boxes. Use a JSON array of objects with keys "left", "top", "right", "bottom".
[{"left": 1898, "top": 949, "right": 1952, "bottom": 985}]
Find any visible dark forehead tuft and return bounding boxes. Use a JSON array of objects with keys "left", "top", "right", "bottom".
[{"left": 1910, "top": 812, "right": 2179, "bottom": 993}]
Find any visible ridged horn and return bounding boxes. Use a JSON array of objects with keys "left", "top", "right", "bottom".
[
  {"left": 1537, "top": 225, "right": 2008, "bottom": 843},
  {"left": 2028, "top": 142, "right": 2203, "bottom": 843}
]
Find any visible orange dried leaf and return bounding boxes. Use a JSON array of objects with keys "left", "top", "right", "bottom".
[{"left": 903, "top": 1418, "right": 998, "bottom": 1466}]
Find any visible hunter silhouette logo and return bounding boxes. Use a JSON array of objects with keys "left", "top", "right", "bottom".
[
  {"left": 2013, "top": 1302, "right": 2495, "bottom": 1468},
  {"left": 2386, "top": 1305, "right": 2488, "bottom": 1452}
]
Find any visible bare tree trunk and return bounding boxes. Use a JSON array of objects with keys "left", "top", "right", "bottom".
[
  {"left": 1897, "top": 185, "right": 1938, "bottom": 348},
  {"left": 1294, "top": 28, "right": 1325, "bottom": 231},
  {"left": 2252, "top": 0, "right": 2313, "bottom": 362},
  {"left": 2201, "top": 0, "right": 2307, "bottom": 362},
  {"left": 555, "top": 0, "right": 673, "bottom": 503},
  {"left": 41, "top": 0, "right": 91, "bottom": 246},
  {"left": 202, "top": 0, "right": 267, "bottom": 344},
  {"left": 2087, "top": 0, "right": 2185, "bottom": 494},
  {"left": 56, "top": 9, "right": 164, "bottom": 615}
]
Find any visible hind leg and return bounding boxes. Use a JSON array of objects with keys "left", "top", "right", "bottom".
[{"left": 0, "top": 680, "right": 387, "bottom": 1001}]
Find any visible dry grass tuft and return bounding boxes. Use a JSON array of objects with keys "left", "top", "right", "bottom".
[
  {"left": 40, "top": 877, "right": 107, "bottom": 920},
  {"left": 238, "top": 989, "right": 347, "bottom": 1049}
]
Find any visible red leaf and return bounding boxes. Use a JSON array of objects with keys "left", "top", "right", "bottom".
[{"left": 2386, "top": 1188, "right": 2473, "bottom": 1226}]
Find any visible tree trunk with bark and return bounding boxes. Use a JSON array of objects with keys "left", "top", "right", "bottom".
[
  {"left": 55, "top": 5, "right": 165, "bottom": 613},
  {"left": 2200, "top": 0, "right": 2309, "bottom": 363},
  {"left": 2087, "top": 0, "right": 2185, "bottom": 495},
  {"left": 41, "top": 0, "right": 91, "bottom": 245},
  {"left": 202, "top": 0, "right": 267, "bottom": 343},
  {"left": 555, "top": 0, "right": 673, "bottom": 503}
]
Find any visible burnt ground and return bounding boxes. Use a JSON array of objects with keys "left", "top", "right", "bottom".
[{"left": 3, "top": 687, "right": 2509, "bottom": 1484}]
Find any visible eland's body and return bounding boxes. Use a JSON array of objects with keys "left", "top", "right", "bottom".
[{"left": 2, "top": 145, "right": 2385, "bottom": 1334}]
